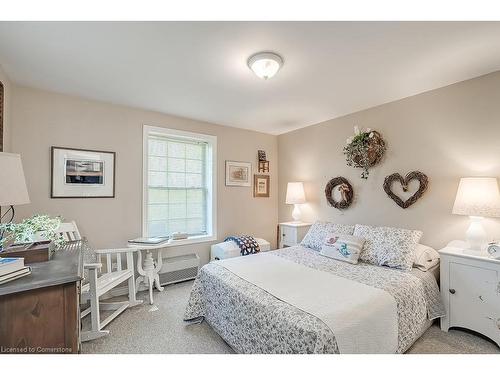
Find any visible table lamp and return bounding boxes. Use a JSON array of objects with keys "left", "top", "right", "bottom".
[
  {"left": 0, "top": 152, "right": 30, "bottom": 224},
  {"left": 452, "top": 177, "right": 500, "bottom": 253},
  {"left": 286, "top": 182, "right": 306, "bottom": 222}
]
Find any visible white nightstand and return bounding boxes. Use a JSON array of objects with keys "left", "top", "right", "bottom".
[
  {"left": 439, "top": 240, "right": 500, "bottom": 347},
  {"left": 278, "top": 222, "right": 312, "bottom": 248}
]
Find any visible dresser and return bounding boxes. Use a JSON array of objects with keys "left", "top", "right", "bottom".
[
  {"left": 278, "top": 222, "right": 312, "bottom": 248},
  {"left": 0, "top": 242, "right": 83, "bottom": 353},
  {"left": 439, "top": 241, "right": 500, "bottom": 347}
]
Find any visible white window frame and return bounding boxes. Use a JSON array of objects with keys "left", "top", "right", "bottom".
[{"left": 142, "top": 125, "right": 217, "bottom": 245}]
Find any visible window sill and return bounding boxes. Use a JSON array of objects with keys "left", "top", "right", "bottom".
[{"left": 128, "top": 234, "right": 218, "bottom": 249}]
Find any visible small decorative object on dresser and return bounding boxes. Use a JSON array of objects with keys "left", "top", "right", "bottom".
[
  {"left": 344, "top": 126, "right": 386, "bottom": 179},
  {"left": 383, "top": 171, "right": 429, "bottom": 209},
  {"left": 225, "top": 160, "right": 252, "bottom": 187},
  {"left": 325, "top": 176, "right": 354, "bottom": 210},
  {"left": 254, "top": 174, "right": 270, "bottom": 197},
  {"left": 452, "top": 177, "right": 500, "bottom": 253},
  {"left": 439, "top": 240, "right": 500, "bottom": 347},
  {"left": 51, "top": 146, "right": 116, "bottom": 198},
  {"left": 278, "top": 221, "right": 312, "bottom": 248},
  {"left": 285, "top": 182, "right": 306, "bottom": 221}
]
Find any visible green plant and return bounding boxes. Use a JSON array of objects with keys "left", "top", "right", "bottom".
[
  {"left": 343, "top": 126, "right": 386, "bottom": 179},
  {"left": 0, "top": 215, "right": 66, "bottom": 248}
]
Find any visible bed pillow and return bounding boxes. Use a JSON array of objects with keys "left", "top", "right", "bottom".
[
  {"left": 301, "top": 221, "right": 355, "bottom": 251},
  {"left": 354, "top": 224, "right": 423, "bottom": 271},
  {"left": 320, "top": 233, "right": 365, "bottom": 264},
  {"left": 413, "top": 244, "right": 440, "bottom": 271}
]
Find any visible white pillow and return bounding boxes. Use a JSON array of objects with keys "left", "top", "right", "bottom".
[
  {"left": 301, "top": 221, "right": 355, "bottom": 251},
  {"left": 354, "top": 224, "right": 422, "bottom": 271},
  {"left": 320, "top": 233, "right": 365, "bottom": 264},
  {"left": 413, "top": 244, "right": 440, "bottom": 271}
]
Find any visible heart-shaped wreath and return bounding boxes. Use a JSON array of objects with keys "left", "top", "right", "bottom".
[{"left": 383, "top": 171, "right": 428, "bottom": 209}]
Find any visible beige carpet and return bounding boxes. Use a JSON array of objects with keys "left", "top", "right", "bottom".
[{"left": 82, "top": 280, "right": 499, "bottom": 354}]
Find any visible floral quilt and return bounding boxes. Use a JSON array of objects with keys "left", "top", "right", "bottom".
[{"left": 184, "top": 245, "right": 445, "bottom": 354}]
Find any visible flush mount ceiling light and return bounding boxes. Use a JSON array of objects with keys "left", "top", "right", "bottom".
[{"left": 247, "top": 52, "right": 284, "bottom": 80}]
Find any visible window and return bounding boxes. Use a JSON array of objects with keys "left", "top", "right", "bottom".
[{"left": 143, "top": 126, "right": 217, "bottom": 242}]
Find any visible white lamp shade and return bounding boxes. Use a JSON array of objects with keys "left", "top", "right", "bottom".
[
  {"left": 452, "top": 177, "right": 500, "bottom": 218},
  {"left": 0, "top": 153, "right": 30, "bottom": 206},
  {"left": 285, "top": 182, "right": 306, "bottom": 204}
]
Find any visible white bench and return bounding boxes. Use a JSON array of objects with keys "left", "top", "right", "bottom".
[{"left": 210, "top": 238, "right": 271, "bottom": 261}]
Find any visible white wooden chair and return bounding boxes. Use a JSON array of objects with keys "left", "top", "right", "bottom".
[{"left": 56, "top": 221, "right": 142, "bottom": 342}]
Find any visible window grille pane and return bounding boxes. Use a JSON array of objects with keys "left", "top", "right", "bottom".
[
  {"left": 186, "top": 159, "right": 202, "bottom": 173},
  {"left": 168, "top": 158, "right": 185, "bottom": 172},
  {"left": 186, "top": 173, "right": 202, "bottom": 188},
  {"left": 169, "top": 203, "right": 186, "bottom": 219},
  {"left": 149, "top": 172, "right": 167, "bottom": 187},
  {"left": 168, "top": 142, "right": 185, "bottom": 158},
  {"left": 149, "top": 189, "right": 169, "bottom": 204},
  {"left": 148, "top": 205, "right": 168, "bottom": 221},
  {"left": 168, "top": 189, "right": 186, "bottom": 203}
]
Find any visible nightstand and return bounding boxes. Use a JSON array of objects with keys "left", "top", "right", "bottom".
[
  {"left": 278, "top": 222, "right": 312, "bottom": 248},
  {"left": 439, "top": 240, "right": 500, "bottom": 347}
]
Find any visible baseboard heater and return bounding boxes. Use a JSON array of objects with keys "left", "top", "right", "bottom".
[{"left": 158, "top": 253, "right": 200, "bottom": 286}]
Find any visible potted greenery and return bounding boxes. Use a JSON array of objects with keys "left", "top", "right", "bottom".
[
  {"left": 0, "top": 214, "right": 66, "bottom": 249},
  {"left": 344, "top": 126, "right": 386, "bottom": 179}
]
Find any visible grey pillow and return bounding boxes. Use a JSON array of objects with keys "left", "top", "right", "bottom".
[
  {"left": 301, "top": 221, "right": 355, "bottom": 251},
  {"left": 354, "top": 224, "right": 422, "bottom": 271}
]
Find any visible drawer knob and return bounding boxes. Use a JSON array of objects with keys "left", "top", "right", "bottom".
[{"left": 449, "top": 288, "right": 456, "bottom": 294}]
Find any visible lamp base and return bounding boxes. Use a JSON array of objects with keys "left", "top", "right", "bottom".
[
  {"left": 464, "top": 216, "right": 487, "bottom": 253},
  {"left": 0, "top": 205, "right": 15, "bottom": 251},
  {"left": 291, "top": 204, "right": 302, "bottom": 222}
]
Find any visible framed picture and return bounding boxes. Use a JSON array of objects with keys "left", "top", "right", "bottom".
[
  {"left": 254, "top": 174, "right": 270, "bottom": 197},
  {"left": 51, "top": 146, "right": 116, "bottom": 198},
  {"left": 225, "top": 161, "right": 251, "bottom": 187}
]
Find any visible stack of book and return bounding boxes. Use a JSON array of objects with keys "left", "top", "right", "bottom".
[{"left": 0, "top": 257, "right": 31, "bottom": 285}]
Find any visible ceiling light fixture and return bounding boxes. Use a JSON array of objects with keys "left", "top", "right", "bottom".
[{"left": 247, "top": 51, "right": 284, "bottom": 80}]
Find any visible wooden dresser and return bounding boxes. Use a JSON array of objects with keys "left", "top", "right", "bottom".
[{"left": 0, "top": 241, "right": 83, "bottom": 354}]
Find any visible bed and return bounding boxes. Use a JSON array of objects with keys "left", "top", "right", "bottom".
[{"left": 184, "top": 245, "right": 445, "bottom": 354}]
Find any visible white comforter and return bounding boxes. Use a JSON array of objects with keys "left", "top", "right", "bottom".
[{"left": 220, "top": 252, "right": 398, "bottom": 353}]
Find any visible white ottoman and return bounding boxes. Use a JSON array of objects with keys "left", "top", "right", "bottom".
[{"left": 210, "top": 238, "right": 271, "bottom": 261}]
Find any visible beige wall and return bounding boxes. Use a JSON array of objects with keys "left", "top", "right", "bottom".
[
  {"left": 278, "top": 71, "right": 500, "bottom": 250},
  {"left": 10, "top": 86, "right": 278, "bottom": 265},
  {"left": 0, "top": 65, "right": 12, "bottom": 152}
]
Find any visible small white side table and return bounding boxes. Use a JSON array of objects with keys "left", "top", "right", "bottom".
[
  {"left": 439, "top": 240, "right": 500, "bottom": 347},
  {"left": 278, "top": 222, "right": 312, "bottom": 248},
  {"left": 127, "top": 243, "right": 167, "bottom": 305}
]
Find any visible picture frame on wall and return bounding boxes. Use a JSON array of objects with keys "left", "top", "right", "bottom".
[
  {"left": 51, "top": 146, "right": 116, "bottom": 198},
  {"left": 254, "top": 174, "right": 270, "bottom": 197},
  {"left": 225, "top": 160, "right": 252, "bottom": 187}
]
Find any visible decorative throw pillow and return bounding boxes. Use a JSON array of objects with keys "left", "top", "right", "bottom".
[
  {"left": 354, "top": 224, "right": 422, "bottom": 271},
  {"left": 413, "top": 244, "right": 440, "bottom": 271},
  {"left": 320, "top": 233, "right": 365, "bottom": 264},
  {"left": 301, "top": 221, "right": 355, "bottom": 251}
]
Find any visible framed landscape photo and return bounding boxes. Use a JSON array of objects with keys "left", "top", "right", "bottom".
[
  {"left": 254, "top": 174, "right": 270, "bottom": 197},
  {"left": 51, "top": 146, "right": 116, "bottom": 198},
  {"left": 225, "top": 161, "right": 251, "bottom": 187}
]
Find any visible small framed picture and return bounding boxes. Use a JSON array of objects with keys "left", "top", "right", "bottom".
[
  {"left": 51, "top": 146, "right": 116, "bottom": 198},
  {"left": 254, "top": 174, "right": 270, "bottom": 198},
  {"left": 225, "top": 161, "right": 252, "bottom": 187}
]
